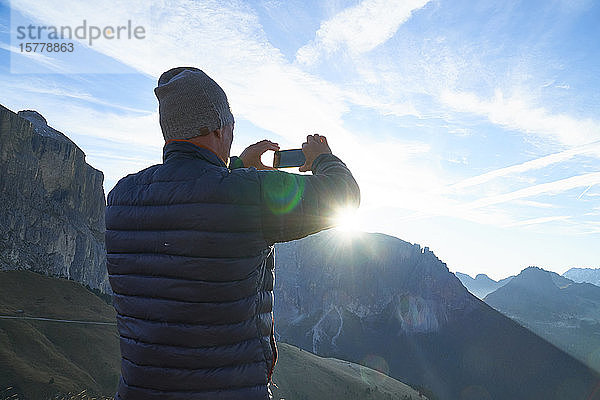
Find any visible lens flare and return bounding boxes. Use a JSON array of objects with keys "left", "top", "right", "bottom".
[
  {"left": 263, "top": 173, "right": 305, "bottom": 215},
  {"left": 360, "top": 354, "right": 390, "bottom": 385}
]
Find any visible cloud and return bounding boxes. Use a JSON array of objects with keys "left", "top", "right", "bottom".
[
  {"left": 503, "top": 215, "right": 571, "bottom": 228},
  {"left": 392, "top": 171, "right": 600, "bottom": 228},
  {"left": 465, "top": 171, "right": 600, "bottom": 210},
  {"left": 296, "top": 0, "right": 431, "bottom": 65},
  {"left": 50, "top": 104, "right": 162, "bottom": 147},
  {"left": 6, "top": 0, "right": 598, "bottom": 240},
  {"left": 451, "top": 140, "right": 600, "bottom": 190},
  {"left": 441, "top": 89, "right": 600, "bottom": 147},
  {"left": 7, "top": 0, "right": 432, "bottom": 193},
  {"left": 2, "top": 79, "right": 150, "bottom": 113},
  {"left": 0, "top": 42, "right": 68, "bottom": 72},
  {"left": 512, "top": 200, "right": 559, "bottom": 209}
]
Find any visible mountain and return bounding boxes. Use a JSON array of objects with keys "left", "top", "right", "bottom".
[
  {"left": 0, "top": 105, "right": 109, "bottom": 292},
  {"left": 0, "top": 270, "right": 424, "bottom": 400},
  {"left": 564, "top": 267, "right": 600, "bottom": 286},
  {"left": 454, "top": 272, "right": 513, "bottom": 299},
  {"left": 273, "top": 231, "right": 600, "bottom": 400},
  {"left": 484, "top": 266, "right": 600, "bottom": 372}
]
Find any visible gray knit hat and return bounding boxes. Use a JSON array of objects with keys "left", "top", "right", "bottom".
[{"left": 154, "top": 67, "right": 234, "bottom": 141}]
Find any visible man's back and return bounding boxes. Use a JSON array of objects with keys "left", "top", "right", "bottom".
[{"left": 106, "top": 140, "right": 359, "bottom": 399}]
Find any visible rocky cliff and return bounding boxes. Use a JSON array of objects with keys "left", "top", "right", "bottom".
[
  {"left": 274, "top": 231, "right": 475, "bottom": 351},
  {"left": 0, "top": 105, "right": 109, "bottom": 292}
]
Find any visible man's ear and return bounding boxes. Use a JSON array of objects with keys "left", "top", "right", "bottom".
[{"left": 212, "top": 127, "right": 223, "bottom": 138}]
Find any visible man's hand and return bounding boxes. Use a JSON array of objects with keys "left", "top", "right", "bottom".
[
  {"left": 299, "top": 134, "right": 332, "bottom": 172},
  {"left": 239, "top": 140, "right": 280, "bottom": 170}
]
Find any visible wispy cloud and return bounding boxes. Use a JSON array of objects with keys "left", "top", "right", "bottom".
[
  {"left": 512, "top": 200, "right": 559, "bottom": 209},
  {"left": 0, "top": 42, "right": 68, "bottom": 72},
  {"left": 451, "top": 140, "right": 600, "bottom": 190},
  {"left": 296, "top": 0, "right": 431, "bottom": 65},
  {"left": 3, "top": 79, "right": 150, "bottom": 113},
  {"left": 441, "top": 89, "right": 600, "bottom": 147},
  {"left": 503, "top": 215, "right": 571, "bottom": 228},
  {"left": 8, "top": 0, "right": 432, "bottom": 182},
  {"left": 466, "top": 172, "right": 600, "bottom": 210}
]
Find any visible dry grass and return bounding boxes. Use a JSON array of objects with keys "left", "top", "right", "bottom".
[
  {"left": 1, "top": 271, "right": 426, "bottom": 400},
  {"left": 2, "top": 387, "right": 113, "bottom": 400}
]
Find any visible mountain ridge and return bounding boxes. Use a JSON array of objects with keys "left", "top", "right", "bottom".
[
  {"left": 274, "top": 231, "right": 600, "bottom": 400},
  {"left": 454, "top": 271, "right": 513, "bottom": 299},
  {"left": 485, "top": 266, "right": 600, "bottom": 372}
]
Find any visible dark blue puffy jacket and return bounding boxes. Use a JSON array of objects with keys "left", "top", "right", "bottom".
[{"left": 105, "top": 140, "right": 359, "bottom": 400}]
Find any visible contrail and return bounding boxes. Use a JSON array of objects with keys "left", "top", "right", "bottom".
[{"left": 577, "top": 184, "right": 594, "bottom": 200}]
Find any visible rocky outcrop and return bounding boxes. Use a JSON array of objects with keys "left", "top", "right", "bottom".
[
  {"left": 274, "top": 231, "right": 474, "bottom": 352},
  {"left": 0, "top": 105, "right": 109, "bottom": 292}
]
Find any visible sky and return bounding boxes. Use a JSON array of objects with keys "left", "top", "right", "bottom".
[{"left": 0, "top": 0, "right": 598, "bottom": 279}]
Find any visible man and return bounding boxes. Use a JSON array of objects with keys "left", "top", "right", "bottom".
[{"left": 105, "top": 67, "right": 360, "bottom": 400}]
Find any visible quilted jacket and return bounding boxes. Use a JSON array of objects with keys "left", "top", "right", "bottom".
[{"left": 105, "top": 140, "right": 360, "bottom": 399}]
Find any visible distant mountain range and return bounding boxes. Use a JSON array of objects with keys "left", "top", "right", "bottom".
[
  {"left": 564, "top": 267, "right": 600, "bottom": 286},
  {"left": 484, "top": 266, "right": 600, "bottom": 373},
  {"left": 454, "top": 272, "right": 513, "bottom": 299},
  {"left": 0, "top": 270, "right": 425, "bottom": 400},
  {"left": 274, "top": 232, "right": 600, "bottom": 400}
]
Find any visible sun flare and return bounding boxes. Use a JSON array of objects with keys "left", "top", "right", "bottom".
[{"left": 334, "top": 207, "right": 362, "bottom": 234}]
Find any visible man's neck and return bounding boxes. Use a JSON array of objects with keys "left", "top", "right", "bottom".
[{"left": 165, "top": 138, "right": 227, "bottom": 164}]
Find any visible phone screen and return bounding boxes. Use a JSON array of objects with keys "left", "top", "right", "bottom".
[{"left": 273, "top": 149, "right": 306, "bottom": 168}]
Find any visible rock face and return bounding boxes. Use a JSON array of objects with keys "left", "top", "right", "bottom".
[
  {"left": 274, "top": 231, "right": 600, "bottom": 400},
  {"left": 0, "top": 105, "right": 109, "bottom": 292},
  {"left": 564, "top": 267, "right": 600, "bottom": 286},
  {"left": 455, "top": 271, "right": 513, "bottom": 299},
  {"left": 274, "top": 232, "right": 475, "bottom": 349}
]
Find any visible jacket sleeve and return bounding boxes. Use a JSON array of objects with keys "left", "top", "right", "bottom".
[{"left": 258, "top": 153, "right": 360, "bottom": 244}]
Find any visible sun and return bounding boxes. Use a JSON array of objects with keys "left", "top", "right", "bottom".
[{"left": 333, "top": 207, "right": 362, "bottom": 234}]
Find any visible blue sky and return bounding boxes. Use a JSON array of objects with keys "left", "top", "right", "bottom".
[{"left": 1, "top": 0, "right": 599, "bottom": 279}]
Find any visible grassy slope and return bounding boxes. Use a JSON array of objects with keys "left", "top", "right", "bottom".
[
  {"left": 272, "top": 343, "right": 426, "bottom": 400},
  {"left": 0, "top": 270, "right": 119, "bottom": 399},
  {"left": 1, "top": 271, "right": 426, "bottom": 400}
]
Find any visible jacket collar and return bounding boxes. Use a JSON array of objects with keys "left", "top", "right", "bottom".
[{"left": 163, "top": 139, "right": 226, "bottom": 168}]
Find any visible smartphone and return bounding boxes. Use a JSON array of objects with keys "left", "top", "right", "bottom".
[{"left": 273, "top": 149, "right": 306, "bottom": 168}]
